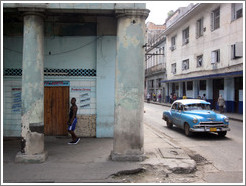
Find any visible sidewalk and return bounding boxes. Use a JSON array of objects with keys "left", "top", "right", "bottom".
[
  {"left": 146, "top": 100, "right": 243, "bottom": 122},
  {"left": 3, "top": 125, "right": 196, "bottom": 183}
]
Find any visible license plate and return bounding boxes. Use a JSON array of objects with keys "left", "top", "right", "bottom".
[{"left": 210, "top": 128, "right": 217, "bottom": 132}]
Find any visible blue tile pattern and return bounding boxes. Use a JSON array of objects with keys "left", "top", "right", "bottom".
[{"left": 4, "top": 68, "right": 96, "bottom": 76}]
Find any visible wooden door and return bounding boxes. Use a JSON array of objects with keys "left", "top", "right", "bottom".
[{"left": 44, "top": 86, "right": 69, "bottom": 136}]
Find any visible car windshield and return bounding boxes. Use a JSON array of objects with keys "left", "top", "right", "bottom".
[{"left": 184, "top": 103, "right": 211, "bottom": 111}]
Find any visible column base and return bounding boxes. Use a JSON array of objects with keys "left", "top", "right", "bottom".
[
  {"left": 15, "top": 150, "right": 48, "bottom": 163},
  {"left": 111, "top": 151, "right": 146, "bottom": 161}
]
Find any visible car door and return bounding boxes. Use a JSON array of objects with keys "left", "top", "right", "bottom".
[
  {"left": 170, "top": 103, "right": 178, "bottom": 124},
  {"left": 175, "top": 103, "right": 183, "bottom": 127}
]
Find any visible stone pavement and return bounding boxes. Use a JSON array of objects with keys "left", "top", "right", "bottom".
[{"left": 3, "top": 123, "right": 196, "bottom": 183}]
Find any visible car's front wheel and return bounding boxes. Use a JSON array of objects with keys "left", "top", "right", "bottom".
[
  {"left": 166, "top": 120, "right": 173, "bottom": 128},
  {"left": 184, "top": 123, "right": 192, "bottom": 137},
  {"left": 218, "top": 131, "right": 227, "bottom": 137}
]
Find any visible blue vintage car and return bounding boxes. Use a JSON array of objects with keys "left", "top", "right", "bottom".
[{"left": 162, "top": 99, "right": 230, "bottom": 137}]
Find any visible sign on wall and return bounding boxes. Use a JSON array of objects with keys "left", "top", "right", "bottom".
[
  {"left": 12, "top": 88, "right": 21, "bottom": 113},
  {"left": 71, "top": 87, "right": 91, "bottom": 109},
  {"left": 44, "top": 81, "right": 70, "bottom": 87}
]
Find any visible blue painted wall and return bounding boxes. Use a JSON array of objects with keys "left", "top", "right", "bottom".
[
  {"left": 4, "top": 36, "right": 97, "bottom": 69},
  {"left": 45, "top": 36, "right": 97, "bottom": 69},
  {"left": 96, "top": 36, "right": 116, "bottom": 138}
]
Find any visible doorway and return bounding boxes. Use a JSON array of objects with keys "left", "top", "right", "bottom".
[
  {"left": 212, "top": 78, "right": 224, "bottom": 109},
  {"left": 44, "top": 86, "right": 69, "bottom": 136},
  {"left": 234, "top": 77, "right": 243, "bottom": 113}
]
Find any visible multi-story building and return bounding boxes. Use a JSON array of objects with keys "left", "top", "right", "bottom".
[
  {"left": 145, "top": 22, "right": 166, "bottom": 102},
  {"left": 162, "top": 3, "right": 243, "bottom": 114}
]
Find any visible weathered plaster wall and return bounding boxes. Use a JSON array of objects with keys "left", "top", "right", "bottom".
[
  {"left": 112, "top": 10, "right": 148, "bottom": 160},
  {"left": 96, "top": 36, "right": 116, "bottom": 138}
]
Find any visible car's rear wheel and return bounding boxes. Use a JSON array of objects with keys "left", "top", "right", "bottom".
[
  {"left": 184, "top": 123, "right": 192, "bottom": 137},
  {"left": 218, "top": 131, "right": 227, "bottom": 137},
  {"left": 166, "top": 120, "right": 173, "bottom": 128}
]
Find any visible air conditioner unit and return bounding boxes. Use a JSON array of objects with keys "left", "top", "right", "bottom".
[{"left": 169, "top": 46, "right": 176, "bottom": 51}]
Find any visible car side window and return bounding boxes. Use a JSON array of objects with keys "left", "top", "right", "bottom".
[
  {"left": 171, "top": 103, "right": 177, "bottom": 110},
  {"left": 180, "top": 104, "right": 184, "bottom": 111}
]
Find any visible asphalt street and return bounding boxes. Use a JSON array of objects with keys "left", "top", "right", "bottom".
[{"left": 144, "top": 102, "right": 244, "bottom": 183}]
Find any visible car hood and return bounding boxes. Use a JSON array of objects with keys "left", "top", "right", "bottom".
[{"left": 184, "top": 110, "right": 219, "bottom": 120}]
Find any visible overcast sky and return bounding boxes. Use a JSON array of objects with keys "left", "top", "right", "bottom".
[{"left": 145, "top": 1, "right": 194, "bottom": 25}]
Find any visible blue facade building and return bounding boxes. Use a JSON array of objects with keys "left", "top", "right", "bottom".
[{"left": 3, "top": 3, "right": 149, "bottom": 162}]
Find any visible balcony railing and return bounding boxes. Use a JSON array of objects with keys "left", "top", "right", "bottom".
[{"left": 145, "top": 63, "right": 166, "bottom": 77}]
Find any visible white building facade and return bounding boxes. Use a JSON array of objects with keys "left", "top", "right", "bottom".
[
  {"left": 145, "top": 22, "right": 166, "bottom": 102},
  {"left": 163, "top": 3, "right": 243, "bottom": 113}
]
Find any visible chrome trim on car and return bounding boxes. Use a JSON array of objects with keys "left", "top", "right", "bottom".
[
  {"left": 191, "top": 122, "right": 230, "bottom": 132},
  {"left": 190, "top": 127, "right": 230, "bottom": 132}
]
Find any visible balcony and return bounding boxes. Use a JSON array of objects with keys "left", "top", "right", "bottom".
[{"left": 145, "top": 63, "right": 166, "bottom": 77}]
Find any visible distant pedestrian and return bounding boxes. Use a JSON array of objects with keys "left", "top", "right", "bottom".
[
  {"left": 218, "top": 94, "right": 225, "bottom": 113},
  {"left": 173, "top": 93, "right": 177, "bottom": 101},
  {"left": 158, "top": 94, "right": 161, "bottom": 103},
  {"left": 169, "top": 94, "right": 173, "bottom": 104},
  {"left": 67, "top": 98, "right": 80, "bottom": 145},
  {"left": 202, "top": 94, "right": 206, "bottom": 101},
  {"left": 147, "top": 93, "right": 150, "bottom": 103},
  {"left": 183, "top": 95, "right": 187, "bottom": 99},
  {"left": 153, "top": 93, "right": 156, "bottom": 102}
]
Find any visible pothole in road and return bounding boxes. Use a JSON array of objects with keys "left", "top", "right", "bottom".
[{"left": 189, "top": 154, "right": 208, "bottom": 164}]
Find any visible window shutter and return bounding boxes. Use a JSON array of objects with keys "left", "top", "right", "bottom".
[
  {"left": 235, "top": 42, "right": 243, "bottom": 57},
  {"left": 211, "top": 12, "right": 214, "bottom": 31},
  {"left": 211, "top": 51, "right": 216, "bottom": 63}
]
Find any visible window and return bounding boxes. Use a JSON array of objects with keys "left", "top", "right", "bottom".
[
  {"left": 149, "top": 80, "right": 154, "bottom": 88},
  {"left": 211, "top": 8, "right": 220, "bottom": 31},
  {"left": 200, "top": 80, "right": 206, "bottom": 90},
  {"left": 171, "top": 103, "right": 178, "bottom": 110},
  {"left": 197, "top": 55, "right": 203, "bottom": 67},
  {"left": 157, "top": 78, "right": 162, "bottom": 87},
  {"left": 170, "top": 36, "right": 176, "bottom": 51},
  {"left": 187, "top": 81, "right": 193, "bottom": 90},
  {"left": 182, "top": 59, "right": 189, "bottom": 71},
  {"left": 182, "top": 27, "right": 189, "bottom": 44},
  {"left": 231, "top": 3, "right": 243, "bottom": 20},
  {"left": 231, "top": 42, "right": 243, "bottom": 59},
  {"left": 211, "top": 49, "right": 220, "bottom": 63},
  {"left": 171, "top": 63, "right": 176, "bottom": 74},
  {"left": 196, "top": 18, "right": 204, "bottom": 38}
]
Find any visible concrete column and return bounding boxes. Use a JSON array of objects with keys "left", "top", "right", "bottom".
[
  {"left": 165, "top": 83, "right": 168, "bottom": 102},
  {"left": 111, "top": 9, "right": 149, "bottom": 161},
  {"left": 224, "top": 77, "right": 234, "bottom": 112},
  {"left": 193, "top": 80, "right": 199, "bottom": 98},
  {"left": 15, "top": 12, "right": 47, "bottom": 163},
  {"left": 206, "top": 79, "right": 213, "bottom": 101},
  {"left": 179, "top": 82, "right": 183, "bottom": 98}
]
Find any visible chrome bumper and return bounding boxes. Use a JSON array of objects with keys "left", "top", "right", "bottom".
[{"left": 190, "top": 123, "right": 230, "bottom": 132}]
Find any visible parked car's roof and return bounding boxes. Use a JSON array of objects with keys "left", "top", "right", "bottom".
[{"left": 173, "top": 99, "right": 210, "bottom": 105}]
